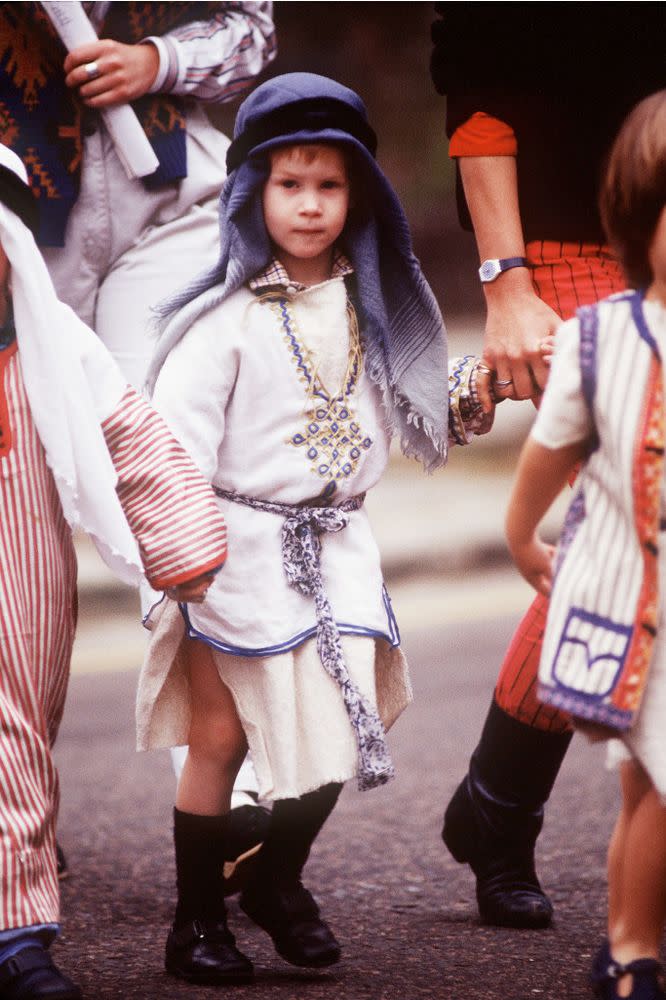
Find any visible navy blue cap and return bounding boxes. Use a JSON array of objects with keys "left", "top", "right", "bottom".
[{"left": 226, "top": 73, "right": 378, "bottom": 173}]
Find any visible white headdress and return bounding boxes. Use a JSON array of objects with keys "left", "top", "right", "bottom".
[{"left": 0, "top": 144, "right": 143, "bottom": 584}]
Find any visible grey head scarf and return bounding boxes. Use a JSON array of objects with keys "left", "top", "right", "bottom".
[{"left": 146, "top": 72, "right": 449, "bottom": 470}]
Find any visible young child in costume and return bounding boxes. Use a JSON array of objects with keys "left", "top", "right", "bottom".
[
  {"left": 137, "top": 72, "right": 504, "bottom": 986},
  {"left": 0, "top": 143, "right": 228, "bottom": 1000},
  {"left": 506, "top": 91, "right": 666, "bottom": 1000}
]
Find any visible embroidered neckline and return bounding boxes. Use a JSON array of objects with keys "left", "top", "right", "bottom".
[{"left": 262, "top": 294, "right": 373, "bottom": 484}]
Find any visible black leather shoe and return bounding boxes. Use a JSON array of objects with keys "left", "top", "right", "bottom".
[
  {"left": 223, "top": 804, "right": 272, "bottom": 896},
  {"left": 165, "top": 919, "right": 254, "bottom": 985},
  {"left": 240, "top": 882, "right": 341, "bottom": 968},
  {"left": 0, "top": 947, "right": 82, "bottom": 1000},
  {"left": 443, "top": 778, "right": 553, "bottom": 929}
]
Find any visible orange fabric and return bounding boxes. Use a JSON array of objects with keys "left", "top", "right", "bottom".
[
  {"left": 614, "top": 355, "right": 663, "bottom": 714},
  {"left": 526, "top": 241, "right": 625, "bottom": 319},
  {"left": 449, "top": 112, "right": 517, "bottom": 158},
  {"left": 496, "top": 243, "right": 627, "bottom": 732},
  {"left": 494, "top": 593, "right": 572, "bottom": 732}
]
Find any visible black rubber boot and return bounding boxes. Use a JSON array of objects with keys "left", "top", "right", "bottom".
[
  {"left": 442, "top": 699, "right": 573, "bottom": 929},
  {"left": 240, "top": 783, "right": 343, "bottom": 967},
  {"left": 165, "top": 808, "right": 254, "bottom": 985}
]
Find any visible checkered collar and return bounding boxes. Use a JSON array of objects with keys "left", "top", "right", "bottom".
[{"left": 249, "top": 250, "right": 353, "bottom": 292}]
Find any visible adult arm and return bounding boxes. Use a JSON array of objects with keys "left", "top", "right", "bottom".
[
  {"left": 431, "top": 4, "right": 560, "bottom": 404},
  {"left": 458, "top": 155, "right": 559, "bottom": 402},
  {"left": 64, "top": 3, "right": 276, "bottom": 109}
]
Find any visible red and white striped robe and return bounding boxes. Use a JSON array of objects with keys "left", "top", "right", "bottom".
[{"left": 0, "top": 346, "right": 226, "bottom": 930}]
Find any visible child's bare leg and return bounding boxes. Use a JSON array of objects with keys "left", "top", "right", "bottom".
[
  {"left": 166, "top": 639, "right": 254, "bottom": 985},
  {"left": 607, "top": 759, "right": 651, "bottom": 935},
  {"left": 608, "top": 760, "right": 666, "bottom": 997},
  {"left": 176, "top": 638, "right": 247, "bottom": 815}
]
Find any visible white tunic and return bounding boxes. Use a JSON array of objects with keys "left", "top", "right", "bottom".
[
  {"left": 149, "top": 278, "right": 397, "bottom": 651},
  {"left": 140, "top": 276, "right": 412, "bottom": 798}
]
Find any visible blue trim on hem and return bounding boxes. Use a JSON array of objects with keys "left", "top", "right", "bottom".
[{"left": 178, "top": 587, "right": 401, "bottom": 657}]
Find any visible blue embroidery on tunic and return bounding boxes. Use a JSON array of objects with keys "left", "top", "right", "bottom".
[{"left": 273, "top": 298, "right": 373, "bottom": 482}]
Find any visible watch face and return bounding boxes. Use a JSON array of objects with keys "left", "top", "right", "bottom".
[{"left": 479, "top": 259, "right": 501, "bottom": 282}]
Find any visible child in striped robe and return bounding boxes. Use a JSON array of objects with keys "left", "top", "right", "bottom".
[
  {"left": 0, "top": 144, "right": 228, "bottom": 1000},
  {"left": 506, "top": 91, "right": 666, "bottom": 1000}
]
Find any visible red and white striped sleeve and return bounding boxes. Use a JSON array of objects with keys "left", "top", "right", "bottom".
[{"left": 101, "top": 387, "right": 227, "bottom": 590}]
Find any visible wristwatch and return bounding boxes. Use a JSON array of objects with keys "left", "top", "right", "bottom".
[{"left": 478, "top": 256, "right": 529, "bottom": 283}]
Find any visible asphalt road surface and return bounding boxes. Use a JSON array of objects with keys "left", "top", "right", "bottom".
[{"left": 54, "top": 578, "right": 619, "bottom": 1000}]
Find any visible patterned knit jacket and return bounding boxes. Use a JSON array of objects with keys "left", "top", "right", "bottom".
[
  {"left": 538, "top": 292, "right": 665, "bottom": 730},
  {"left": 0, "top": 2, "right": 219, "bottom": 245}
]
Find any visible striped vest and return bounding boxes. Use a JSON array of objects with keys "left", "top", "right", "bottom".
[
  {"left": 539, "top": 292, "right": 665, "bottom": 730},
  {"left": 0, "top": 2, "right": 218, "bottom": 245}
]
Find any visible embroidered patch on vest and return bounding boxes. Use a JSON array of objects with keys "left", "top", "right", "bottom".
[{"left": 551, "top": 606, "right": 632, "bottom": 699}]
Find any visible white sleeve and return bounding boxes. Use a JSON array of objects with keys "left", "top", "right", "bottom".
[
  {"left": 531, "top": 317, "right": 594, "bottom": 449},
  {"left": 151, "top": 311, "right": 239, "bottom": 483}
]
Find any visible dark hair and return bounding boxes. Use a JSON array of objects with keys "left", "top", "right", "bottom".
[{"left": 599, "top": 90, "right": 666, "bottom": 289}]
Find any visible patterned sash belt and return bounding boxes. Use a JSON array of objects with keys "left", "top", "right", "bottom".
[{"left": 214, "top": 487, "right": 394, "bottom": 791}]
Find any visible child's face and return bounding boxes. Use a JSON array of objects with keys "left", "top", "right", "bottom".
[{"left": 262, "top": 145, "right": 350, "bottom": 282}]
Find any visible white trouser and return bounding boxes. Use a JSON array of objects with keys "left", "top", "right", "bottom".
[{"left": 42, "top": 106, "right": 227, "bottom": 390}]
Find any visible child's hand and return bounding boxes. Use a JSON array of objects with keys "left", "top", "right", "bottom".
[
  {"left": 539, "top": 335, "right": 555, "bottom": 366},
  {"left": 509, "top": 535, "right": 556, "bottom": 596},
  {"left": 166, "top": 571, "right": 217, "bottom": 604}
]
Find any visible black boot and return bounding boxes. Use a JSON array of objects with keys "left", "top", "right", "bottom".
[
  {"left": 165, "top": 808, "right": 254, "bottom": 985},
  {"left": 442, "top": 699, "right": 572, "bottom": 929},
  {"left": 240, "top": 783, "right": 342, "bottom": 967},
  {"left": 222, "top": 802, "right": 273, "bottom": 896}
]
